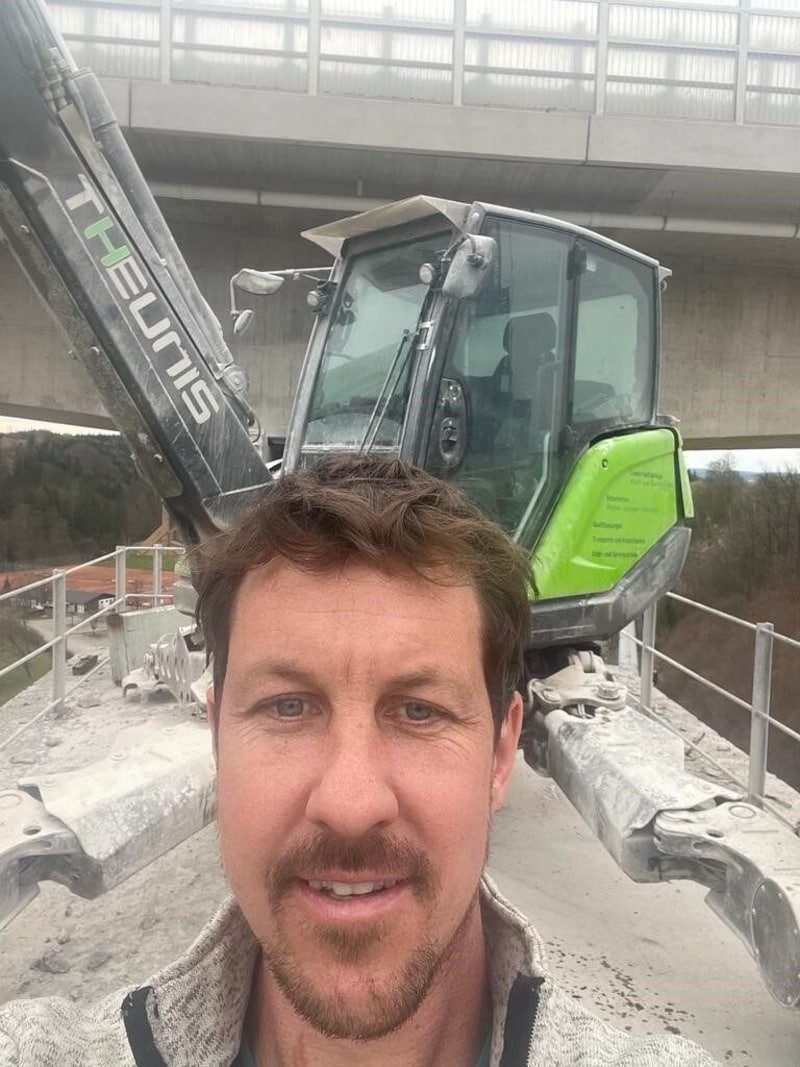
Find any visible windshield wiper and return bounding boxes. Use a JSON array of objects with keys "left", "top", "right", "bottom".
[{"left": 358, "top": 329, "right": 413, "bottom": 452}]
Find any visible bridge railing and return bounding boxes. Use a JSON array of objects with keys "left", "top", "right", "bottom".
[
  {"left": 49, "top": 0, "right": 800, "bottom": 126},
  {"left": 0, "top": 545, "right": 183, "bottom": 732},
  {"left": 2, "top": 541, "right": 799, "bottom": 829},
  {"left": 623, "top": 591, "right": 800, "bottom": 830}
]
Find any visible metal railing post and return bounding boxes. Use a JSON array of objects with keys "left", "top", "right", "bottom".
[
  {"left": 153, "top": 544, "right": 163, "bottom": 605},
  {"left": 595, "top": 0, "right": 609, "bottom": 116},
  {"left": 735, "top": 0, "right": 750, "bottom": 125},
  {"left": 52, "top": 571, "right": 67, "bottom": 710},
  {"left": 748, "top": 621, "right": 773, "bottom": 806},
  {"left": 452, "top": 0, "right": 466, "bottom": 107},
  {"left": 639, "top": 602, "right": 657, "bottom": 712},
  {"left": 308, "top": 0, "right": 320, "bottom": 95},
  {"left": 160, "top": 0, "right": 172, "bottom": 84},
  {"left": 617, "top": 620, "right": 638, "bottom": 672},
  {"left": 115, "top": 546, "right": 127, "bottom": 608}
]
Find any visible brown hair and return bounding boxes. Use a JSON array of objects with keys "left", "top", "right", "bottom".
[{"left": 194, "top": 454, "right": 531, "bottom": 734}]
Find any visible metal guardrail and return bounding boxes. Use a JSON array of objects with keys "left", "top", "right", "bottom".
[
  {"left": 2, "top": 553, "right": 798, "bottom": 823},
  {"left": 624, "top": 591, "right": 800, "bottom": 830},
  {"left": 0, "top": 545, "right": 183, "bottom": 733},
  {"left": 49, "top": 0, "right": 800, "bottom": 127}
]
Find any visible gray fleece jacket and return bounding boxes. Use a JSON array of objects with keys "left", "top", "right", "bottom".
[{"left": 0, "top": 876, "right": 719, "bottom": 1066}]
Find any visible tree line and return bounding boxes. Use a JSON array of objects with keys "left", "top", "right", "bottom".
[
  {"left": 679, "top": 456, "right": 800, "bottom": 609},
  {"left": 0, "top": 431, "right": 160, "bottom": 565},
  {"left": 658, "top": 456, "right": 800, "bottom": 791}
]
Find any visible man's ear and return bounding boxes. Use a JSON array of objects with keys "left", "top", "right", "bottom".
[
  {"left": 206, "top": 687, "right": 219, "bottom": 765},
  {"left": 491, "top": 691, "right": 523, "bottom": 812}
]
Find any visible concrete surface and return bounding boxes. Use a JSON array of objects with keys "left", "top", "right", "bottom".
[
  {"left": 491, "top": 762, "right": 800, "bottom": 1067},
  {"left": 0, "top": 660, "right": 798, "bottom": 1065},
  {"left": 25, "top": 616, "right": 109, "bottom": 661},
  {"left": 110, "top": 79, "right": 800, "bottom": 182}
]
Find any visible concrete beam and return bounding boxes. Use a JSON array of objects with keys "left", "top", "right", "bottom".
[
  {"left": 0, "top": 244, "right": 108, "bottom": 428},
  {"left": 115, "top": 79, "right": 800, "bottom": 180},
  {"left": 126, "top": 82, "right": 590, "bottom": 165},
  {"left": 588, "top": 114, "right": 800, "bottom": 175},
  {"left": 660, "top": 256, "right": 800, "bottom": 448}
]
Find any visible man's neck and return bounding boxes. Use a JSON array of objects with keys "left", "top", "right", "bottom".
[{"left": 248, "top": 912, "right": 492, "bottom": 1067}]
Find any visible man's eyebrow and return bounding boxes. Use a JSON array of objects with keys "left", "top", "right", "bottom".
[
  {"left": 228, "top": 663, "right": 473, "bottom": 702},
  {"left": 386, "top": 668, "right": 475, "bottom": 704},
  {"left": 387, "top": 668, "right": 449, "bottom": 690},
  {"left": 228, "top": 660, "right": 322, "bottom": 696}
]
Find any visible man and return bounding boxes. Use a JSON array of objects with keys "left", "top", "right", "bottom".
[{"left": 0, "top": 455, "right": 717, "bottom": 1066}]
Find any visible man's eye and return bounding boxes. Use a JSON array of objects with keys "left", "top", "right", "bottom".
[
  {"left": 271, "top": 697, "right": 307, "bottom": 719},
  {"left": 401, "top": 702, "right": 437, "bottom": 723}
]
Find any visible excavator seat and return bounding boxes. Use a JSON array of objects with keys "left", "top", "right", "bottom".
[{"left": 497, "top": 311, "right": 559, "bottom": 454}]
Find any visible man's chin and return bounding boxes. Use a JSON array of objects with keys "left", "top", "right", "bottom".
[
  {"left": 266, "top": 939, "right": 442, "bottom": 1041},
  {"left": 313, "top": 919, "right": 388, "bottom": 964},
  {"left": 260, "top": 892, "right": 481, "bottom": 1041}
]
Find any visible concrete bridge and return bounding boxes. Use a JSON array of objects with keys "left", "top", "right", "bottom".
[{"left": 3, "top": 0, "right": 800, "bottom": 447}]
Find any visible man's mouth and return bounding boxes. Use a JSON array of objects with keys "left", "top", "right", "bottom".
[
  {"left": 270, "top": 832, "right": 436, "bottom": 910},
  {"left": 305, "top": 879, "right": 400, "bottom": 898}
]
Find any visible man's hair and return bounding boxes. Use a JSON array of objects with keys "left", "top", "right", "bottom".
[{"left": 194, "top": 454, "right": 531, "bottom": 735}]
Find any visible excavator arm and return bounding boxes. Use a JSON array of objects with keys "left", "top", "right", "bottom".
[
  {"left": 0, "top": 0, "right": 274, "bottom": 544},
  {"left": 524, "top": 652, "right": 800, "bottom": 1010}
]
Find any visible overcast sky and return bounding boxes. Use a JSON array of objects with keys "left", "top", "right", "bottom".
[
  {"left": 0, "top": 416, "right": 116, "bottom": 436},
  {"left": 684, "top": 448, "right": 800, "bottom": 472}
]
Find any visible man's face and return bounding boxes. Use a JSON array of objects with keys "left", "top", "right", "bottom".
[{"left": 211, "top": 560, "right": 521, "bottom": 1040}]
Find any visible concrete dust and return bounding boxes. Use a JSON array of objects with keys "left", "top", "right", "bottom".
[{"left": 0, "top": 662, "right": 226, "bottom": 1005}]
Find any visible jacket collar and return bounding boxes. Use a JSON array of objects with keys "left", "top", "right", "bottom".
[
  {"left": 481, "top": 876, "right": 550, "bottom": 1065},
  {"left": 135, "top": 875, "right": 550, "bottom": 1067}
]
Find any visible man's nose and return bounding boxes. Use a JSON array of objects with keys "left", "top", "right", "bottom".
[{"left": 305, "top": 716, "right": 399, "bottom": 838}]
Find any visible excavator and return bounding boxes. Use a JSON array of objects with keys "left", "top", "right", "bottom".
[{"left": 0, "top": 0, "right": 798, "bottom": 1011}]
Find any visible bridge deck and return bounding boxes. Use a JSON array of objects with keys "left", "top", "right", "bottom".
[{"left": 0, "top": 655, "right": 798, "bottom": 1065}]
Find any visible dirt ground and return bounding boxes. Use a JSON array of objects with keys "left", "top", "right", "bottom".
[{"left": 2, "top": 563, "right": 178, "bottom": 598}]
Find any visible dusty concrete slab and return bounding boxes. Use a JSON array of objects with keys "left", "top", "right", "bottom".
[{"left": 490, "top": 758, "right": 800, "bottom": 1067}]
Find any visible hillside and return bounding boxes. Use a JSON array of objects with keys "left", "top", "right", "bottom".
[
  {"left": 658, "top": 583, "right": 800, "bottom": 792},
  {"left": 0, "top": 431, "right": 160, "bottom": 564},
  {"left": 658, "top": 459, "right": 800, "bottom": 793}
]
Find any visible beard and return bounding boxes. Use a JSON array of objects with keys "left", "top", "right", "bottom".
[{"left": 257, "top": 828, "right": 481, "bottom": 1041}]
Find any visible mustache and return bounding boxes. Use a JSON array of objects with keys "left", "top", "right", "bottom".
[{"left": 268, "top": 830, "right": 438, "bottom": 904}]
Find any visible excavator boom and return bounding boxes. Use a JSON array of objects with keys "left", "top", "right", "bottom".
[{"left": 0, "top": 0, "right": 274, "bottom": 544}]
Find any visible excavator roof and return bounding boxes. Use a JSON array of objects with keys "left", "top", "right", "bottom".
[{"left": 301, "top": 195, "right": 472, "bottom": 257}]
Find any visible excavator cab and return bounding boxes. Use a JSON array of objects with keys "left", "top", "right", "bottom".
[{"left": 284, "top": 197, "right": 693, "bottom": 647}]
